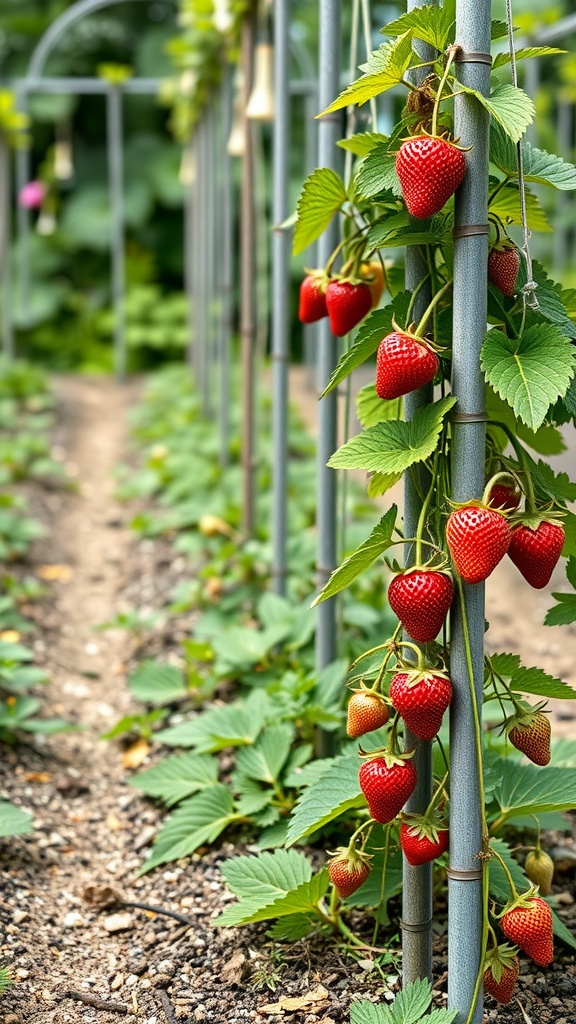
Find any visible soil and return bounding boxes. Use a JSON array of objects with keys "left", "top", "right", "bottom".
[{"left": 0, "top": 374, "right": 574, "bottom": 1024}]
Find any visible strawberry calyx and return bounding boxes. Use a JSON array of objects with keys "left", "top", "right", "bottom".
[
  {"left": 497, "top": 885, "right": 541, "bottom": 919},
  {"left": 358, "top": 746, "right": 415, "bottom": 769},
  {"left": 507, "top": 507, "right": 566, "bottom": 532},
  {"left": 504, "top": 700, "right": 549, "bottom": 733},
  {"left": 328, "top": 843, "right": 373, "bottom": 870},
  {"left": 395, "top": 127, "right": 471, "bottom": 154},
  {"left": 483, "top": 942, "right": 520, "bottom": 983},
  {"left": 401, "top": 808, "right": 447, "bottom": 846},
  {"left": 303, "top": 266, "right": 330, "bottom": 293}
]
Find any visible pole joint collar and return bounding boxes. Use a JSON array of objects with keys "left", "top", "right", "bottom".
[
  {"left": 400, "top": 917, "right": 433, "bottom": 933},
  {"left": 446, "top": 866, "right": 483, "bottom": 881},
  {"left": 452, "top": 223, "right": 490, "bottom": 239},
  {"left": 454, "top": 50, "right": 493, "bottom": 65},
  {"left": 450, "top": 411, "right": 488, "bottom": 423}
]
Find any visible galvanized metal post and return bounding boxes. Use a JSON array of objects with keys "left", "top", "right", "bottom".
[
  {"left": 203, "top": 110, "right": 216, "bottom": 417},
  {"left": 218, "top": 73, "right": 233, "bottom": 467},
  {"left": 0, "top": 138, "right": 13, "bottom": 357},
  {"left": 448, "top": 3, "right": 491, "bottom": 1021},
  {"left": 193, "top": 117, "right": 207, "bottom": 404},
  {"left": 184, "top": 138, "right": 196, "bottom": 373},
  {"left": 271, "top": 0, "right": 290, "bottom": 596},
  {"left": 303, "top": 89, "right": 319, "bottom": 391},
  {"left": 315, "top": 0, "right": 343, "bottom": 693},
  {"left": 15, "top": 88, "right": 31, "bottom": 332},
  {"left": 240, "top": 3, "right": 257, "bottom": 534},
  {"left": 106, "top": 85, "right": 126, "bottom": 380}
]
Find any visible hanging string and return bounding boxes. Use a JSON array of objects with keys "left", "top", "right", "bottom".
[{"left": 505, "top": 0, "right": 539, "bottom": 310}]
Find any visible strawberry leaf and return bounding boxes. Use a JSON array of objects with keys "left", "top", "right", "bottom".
[
  {"left": 0, "top": 798, "right": 33, "bottom": 838},
  {"left": 154, "top": 691, "right": 267, "bottom": 751},
  {"left": 311, "top": 506, "right": 397, "bottom": 606},
  {"left": 486, "top": 388, "right": 566, "bottom": 456},
  {"left": 285, "top": 754, "right": 364, "bottom": 846},
  {"left": 561, "top": 510, "right": 576, "bottom": 558},
  {"left": 382, "top": 5, "right": 455, "bottom": 52},
  {"left": 492, "top": 46, "right": 565, "bottom": 71},
  {"left": 545, "top": 561, "right": 576, "bottom": 626},
  {"left": 357, "top": 384, "right": 402, "bottom": 428},
  {"left": 489, "top": 758, "right": 576, "bottom": 823},
  {"left": 139, "top": 784, "right": 239, "bottom": 873},
  {"left": 489, "top": 183, "right": 551, "bottom": 232},
  {"left": 509, "top": 665, "right": 576, "bottom": 701},
  {"left": 337, "top": 131, "right": 389, "bottom": 156},
  {"left": 128, "top": 752, "right": 219, "bottom": 806},
  {"left": 457, "top": 83, "right": 534, "bottom": 145},
  {"left": 321, "top": 291, "right": 411, "bottom": 397},
  {"left": 214, "top": 848, "right": 329, "bottom": 926},
  {"left": 234, "top": 724, "right": 295, "bottom": 784},
  {"left": 127, "top": 661, "right": 187, "bottom": 705},
  {"left": 523, "top": 454, "right": 576, "bottom": 503},
  {"left": 328, "top": 397, "right": 457, "bottom": 473},
  {"left": 318, "top": 32, "right": 414, "bottom": 115},
  {"left": 481, "top": 324, "right": 576, "bottom": 431},
  {"left": 491, "top": 122, "right": 576, "bottom": 190},
  {"left": 292, "top": 168, "right": 347, "bottom": 255},
  {"left": 355, "top": 143, "right": 402, "bottom": 198}
]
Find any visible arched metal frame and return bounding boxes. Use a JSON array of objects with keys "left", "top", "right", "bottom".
[{"left": 12, "top": 0, "right": 177, "bottom": 378}]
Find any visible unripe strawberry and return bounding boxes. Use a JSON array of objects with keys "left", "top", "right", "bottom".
[
  {"left": 488, "top": 244, "right": 520, "bottom": 297},
  {"left": 396, "top": 134, "right": 467, "bottom": 219},
  {"left": 501, "top": 895, "right": 554, "bottom": 966},
  {"left": 508, "top": 710, "right": 551, "bottom": 766},
  {"left": 327, "top": 847, "right": 371, "bottom": 898},
  {"left": 508, "top": 520, "right": 565, "bottom": 589},
  {"left": 446, "top": 504, "right": 511, "bottom": 584},
  {"left": 358, "top": 755, "right": 417, "bottom": 824},
  {"left": 525, "top": 849, "right": 554, "bottom": 896},
  {"left": 388, "top": 569, "right": 454, "bottom": 644},
  {"left": 346, "top": 690, "right": 389, "bottom": 738},
  {"left": 390, "top": 670, "right": 452, "bottom": 741}
]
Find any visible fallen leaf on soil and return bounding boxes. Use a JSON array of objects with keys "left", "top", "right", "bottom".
[
  {"left": 220, "top": 950, "right": 247, "bottom": 986},
  {"left": 103, "top": 912, "right": 135, "bottom": 933},
  {"left": 106, "top": 812, "right": 125, "bottom": 831},
  {"left": 82, "top": 884, "right": 122, "bottom": 908},
  {"left": 24, "top": 771, "right": 52, "bottom": 783},
  {"left": 122, "top": 738, "right": 150, "bottom": 768},
  {"left": 258, "top": 985, "right": 329, "bottom": 1015},
  {"left": 36, "top": 564, "right": 73, "bottom": 581},
  {"left": 0, "top": 630, "right": 21, "bottom": 642}
]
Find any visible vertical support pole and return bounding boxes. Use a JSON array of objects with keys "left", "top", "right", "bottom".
[
  {"left": 401, "top": 1, "right": 436, "bottom": 987},
  {"left": 315, "top": 0, "right": 343, "bottom": 702},
  {"left": 107, "top": 85, "right": 126, "bottom": 381},
  {"left": 554, "top": 100, "right": 572, "bottom": 276},
  {"left": 271, "top": 0, "right": 290, "bottom": 596},
  {"left": 240, "top": 3, "right": 257, "bottom": 533},
  {"left": 219, "top": 72, "right": 233, "bottom": 467},
  {"left": 15, "top": 88, "right": 31, "bottom": 331},
  {"left": 203, "top": 111, "right": 215, "bottom": 417},
  {"left": 448, "top": 4, "right": 491, "bottom": 1022},
  {"left": 0, "top": 138, "right": 14, "bottom": 357},
  {"left": 303, "top": 88, "right": 319, "bottom": 391},
  {"left": 193, "top": 117, "right": 208, "bottom": 406},
  {"left": 184, "top": 137, "right": 196, "bottom": 374}
]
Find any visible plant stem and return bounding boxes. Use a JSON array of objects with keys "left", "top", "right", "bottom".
[
  {"left": 415, "top": 452, "right": 439, "bottom": 565},
  {"left": 431, "top": 46, "right": 458, "bottom": 137},
  {"left": 489, "top": 845, "right": 519, "bottom": 900},
  {"left": 372, "top": 823, "right": 391, "bottom": 946},
  {"left": 414, "top": 278, "right": 453, "bottom": 337}
]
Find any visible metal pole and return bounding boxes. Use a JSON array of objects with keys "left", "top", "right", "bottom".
[
  {"left": 271, "top": 0, "right": 290, "bottom": 596},
  {"left": 218, "top": 72, "right": 233, "bottom": 467},
  {"left": 303, "top": 88, "right": 319, "bottom": 391},
  {"left": 448, "top": 3, "right": 491, "bottom": 1021},
  {"left": 193, "top": 117, "right": 207, "bottom": 402},
  {"left": 401, "top": 0, "right": 437, "bottom": 988},
  {"left": 184, "top": 138, "right": 195, "bottom": 373},
  {"left": 554, "top": 100, "right": 572, "bottom": 276},
  {"left": 203, "top": 111, "right": 215, "bottom": 417},
  {"left": 0, "top": 138, "right": 14, "bottom": 357},
  {"left": 106, "top": 85, "right": 126, "bottom": 380},
  {"left": 15, "top": 89, "right": 31, "bottom": 331},
  {"left": 240, "top": 4, "right": 257, "bottom": 534},
  {"left": 315, "top": 0, "right": 343, "bottom": 750}
]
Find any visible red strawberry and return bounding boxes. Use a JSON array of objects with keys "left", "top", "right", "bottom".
[
  {"left": 347, "top": 690, "right": 389, "bottom": 738},
  {"left": 525, "top": 849, "right": 554, "bottom": 896},
  {"left": 325, "top": 280, "right": 372, "bottom": 336},
  {"left": 483, "top": 945, "right": 520, "bottom": 1004},
  {"left": 508, "top": 710, "right": 551, "bottom": 766},
  {"left": 501, "top": 895, "right": 554, "bottom": 966},
  {"left": 375, "top": 331, "right": 439, "bottom": 399},
  {"left": 508, "top": 520, "right": 565, "bottom": 589},
  {"left": 388, "top": 569, "right": 454, "bottom": 644},
  {"left": 446, "top": 504, "right": 511, "bottom": 584},
  {"left": 400, "top": 818, "right": 448, "bottom": 865},
  {"left": 488, "top": 482, "right": 522, "bottom": 512},
  {"left": 328, "top": 847, "right": 371, "bottom": 898},
  {"left": 298, "top": 272, "right": 328, "bottom": 323},
  {"left": 358, "top": 755, "right": 417, "bottom": 824},
  {"left": 395, "top": 134, "right": 466, "bottom": 219},
  {"left": 488, "top": 244, "right": 520, "bottom": 297},
  {"left": 389, "top": 670, "right": 452, "bottom": 740}
]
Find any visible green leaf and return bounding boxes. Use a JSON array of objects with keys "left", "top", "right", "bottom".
[
  {"left": 139, "top": 784, "right": 237, "bottom": 873},
  {"left": 367, "top": 471, "right": 403, "bottom": 497},
  {"left": 486, "top": 387, "right": 566, "bottom": 456},
  {"left": 319, "top": 32, "right": 414, "bottom": 115},
  {"left": 321, "top": 292, "right": 411, "bottom": 397},
  {"left": 127, "top": 661, "right": 187, "bottom": 705},
  {"left": 525, "top": 457, "right": 576, "bottom": 503},
  {"left": 154, "top": 697, "right": 265, "bottom": 752},
  {"left": 388, "top": 977, "right": 435, "bottom": 1024},
  {"left": 311, "top": 506, "right": 397, "bottom": 606},
  {"left": 0, "top": 641, "right": 34, "bottom": 663},
  {"left": 128, "top": 752, "right": 219, "bottom": 806},
  {"left": 490, "top": 758, "right": 576, "bottom": 823},
  {"left": 492, "top": 46, "right": 564, "bottom": 71},
  {"left": 355, "top": 144, "right": 401, "bottom": 198},
  {"left": 382, "top": 5, "right": 455, "bottom": 52},
  {"left": 338, "top": 132, "right": 389, "bottom": 157},
  {"left": 357, "top": 385, "right": 402, "bottom": 428},
  {"left": 481, "top": 325, "right": 576, "bottom": 431},
  {"left": 214, "top": 848, "right": 329, "bottom": 926},
  {"left": 351, "top": 1001, "right": 391, "bottom": 1024},
  {"left": 509, "top": 665, "right": 576, "bottom": 701},
  {"left": 457, "top": 84, "right": 534, "bottom": 144},
  {"left": 563, "top": 511, "right": 576, "bottom": 559},
  {"left": 328, "top": 397, "right": 457, "bottom": 473},
  {"left": 0, "top": 798, "right": 33, "bottom": 838},
  {"left": 234, "top": 724, "right": 295, "bottom": 784},
  {"left": 545, "top": 571, "right": 576, "bottom": 626},
  {"left": 293, "top": 168, "right": 347, "bottom": 255},
  {"left": 489, "top": 183, "right": 551, "bottom": 232},
  {"left": 266, "top": 913, "right": 319, "bottom": 940},
  {"left": 286, "top": 754, "right": 364, "bottom": 846},
  {"left": 486, "top": 652, "right": 521, "bottom": 679}
]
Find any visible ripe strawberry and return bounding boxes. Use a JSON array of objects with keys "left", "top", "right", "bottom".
[
  {"left": 360, "top": 260, "right": 386, "bottom": 308},
  {"left": 358, "top": 755, "right": 417, "bottom": 824},
  {"left": 328, "top": 847, "right": 371, "bottom": 898},
  {"left": 325, "top": 280, "right": 372, "bottom": 336},
  {"left": 525, "top": 849, "right": 554, "bottom": 896},
  {"left": 388, "top": 569, "right": 454, "bottom": 643},
  {"left": 389, "top": 670, "right": 452, "bottom": 740},
  {"left": 488, "top": 482, "right": 522, "bottom": 512},
  {"left": 501, "top": 895, "right": 554, "bottom": 966},
  {"left": 298, "top": 272, "right": 328, "bottom": 323},
  {"left": 375, "top": 331, "right": 439, "bottom": 400},
  {"left": 483, "top": 946, "right": 520, "bottom": 1005},
  {"left": 446, "top": 504, "right": 511, "bottom": 584},
  {"left": 508, "top": 710, "right": 551, "bottom": 766},
  {"left": 508, "top": 520, "right": 565, "bottom": 589},
  {"left": 488, "top": 244, "right": 520, "bottom": 297},
  {"left": 395, "top": 134, "right": 467, "bottom": 219},
  {"left": 400, "top": 818, "right": 448, "bottom": 865},
  {"left": 347, "top": 689, "right": 389, "bottom": 738}
]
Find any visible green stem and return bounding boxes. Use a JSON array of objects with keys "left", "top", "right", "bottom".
[
  {"left": 414, "top": 278, "right": 453, "bottom": 337},
  {"left": 347, "top": 817, "right": 376, "bottom": 850},
  {"left": 486, "top": 420, "right": 537, "bottom": 512},
  {"left": 415, "top": 451, "right": 439, "bottom": 565},
  {"left": 488, "top": 174, "right": 513, "bottom": 207},
  {"left": 490, "top": 845, "right": 519, "bottom": 900},
  {"left": 372, "top": 823, "right": 391, "bottom": 946},
  {"left": 431, "top": 46, "right": 458, "bottom": 137}
]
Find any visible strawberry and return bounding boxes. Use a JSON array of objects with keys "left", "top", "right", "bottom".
[
  {"left": 488, "top": 482, "right": 522, "bottom": 512},
  {"left": 400, "top": 816, "right": 448, "bottom": 865},
  {"left": 389, "top": 669, "right": 452, "bottom": 740},
  {"left": 358, "top": 754, "right": 417, "bottom": 824},
  {"left": 488, "top": 244, "right": 520, "bottom": 297},
  {"left": 298, "top": 272, "right": 328, "bottom": 323},
  {"left": 446, "top": 504, "right": 511, "bottom": 584},
  {"left": 508, "top": 709, "right": 551, "bottom": 766},
  {"left": 525, "top": 849, "right": 554, "bottom": 896},
  {"left": 360, "top": 260, "right": 386, "bottom": 308},
  {"left": 483, "top": 945, "right": 520, "bottom": 1005},
  {"left": 325, "top": 280, "right": 372, "bottom": 336},
  {"left": 508, "top": 520, "right": 565, "bottom": 589},
  {"left": 501, "top": 894, "right": 554, "bottom": 967},
  {"left": 346, "top": 689, "right": 389, "bottom": 738},
  {"left": 328, "top": 846, "right": 371, "bottom": 898},
  {"left": 395, "top": 134, "right": 467, "bottom": 219},
  {"left": 388, "top": 569, "right": 454, "bottom": 644},
  {"left": 375, "top": 331, "right": 439, "bottom": 400}
]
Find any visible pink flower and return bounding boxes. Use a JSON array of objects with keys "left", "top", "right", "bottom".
[{"left": 19, "top": 180, "right": 47, "bottom": 210}]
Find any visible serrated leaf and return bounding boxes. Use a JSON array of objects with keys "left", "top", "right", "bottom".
[
  {"left": 457, "top": 84, "right": 534, "bottom": 144},
  {"left": 563, "top": 510, "right": 576, "bottom": 559},
  {"left": 491, "top": 121, "right": 576, "bottom": 189},
  {"left": 489, "top": 183, "right": 551, "bottom": 232},
  {"left": 234, "top": 724, "right": 295, "bottom": 784},
  {"left": 293, "top": 168, "right": 347, "bottom": 256},
  {"left": 367, "top": 223, "right": 440, "bottom": 250},
  {"left": 328, "top": 397, "right": 456, "bottom": 473},
  {"left": 338, "top": 131, "right": 389, "bottom": 157},
  {"left": 490, "top": 758, "right": 576, "bottom": 823},
  {"left": 486, "top": 652, "right": 521, "bottom": 679},
  {"left": 492, "top": 46, "right": 564, "bottom": 71},
  {"left": 312, "top": 507, "right": 397, "bottom": 606},
  {"left": 355, "top": 144, "right": 401, "bottom": 199},
  {"left": 258, "top": 820, "right": 289, "bottom": 850},
  {"left": 481, "top": 325, "right": 576, "bottom": 431},
  {"left": 139, "top": 784, "right": 237, "bottom": 872},
  {"left": 0, "top": 798, "right": 33, "bottom": 838},
  {"left": 388, "top": 976, "right": 433, "bottom": 1023},
  {"left": 525, "top": 456, "right": 576, "bottom": 503},
  {"left": 321, "top": 292, "right": 411, "bottom": 397},
  {"left": 154, "top": 698, "right": 265, "bottom": 752},
  {"left": 544, "top": 593, "right": 576, "bottom": 627},
  {"left": 351, "top": 1001, "right": 391, "bottom": 1024},
  {"left": 216, "top": 871, "right": 329, "bottom": 927},
  {"left": 509, "top": 665, "right": 576, "bottom": 701},
  {"left": 286, "top": 754, "right": 364, "bottom": 846},
  {"left": 486, "top": 387, "right": 566, "bottom": 456},
  {"left": 357, "top": 385, "right": 402, "bottom": 429},
  {"left": 127, "top": 661, "right": 187, "bottom": 705},
  {"left": 382, "top": 5, "right": 455, "bottom": 52},
  {"left": 214, "top": 848, "right": 326, "bottom": 926},
  {"left": 266, "top": 912, "right": 319, "bottom": 940},
  {"left": 128, "top": 752, "right": 219, "bottom": 806},
  {"left": 367, "top": 471, "right": 403, "bottom": 497},
  {"left": 319, "top": 32, "right": 414, "bottom": 115}
]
